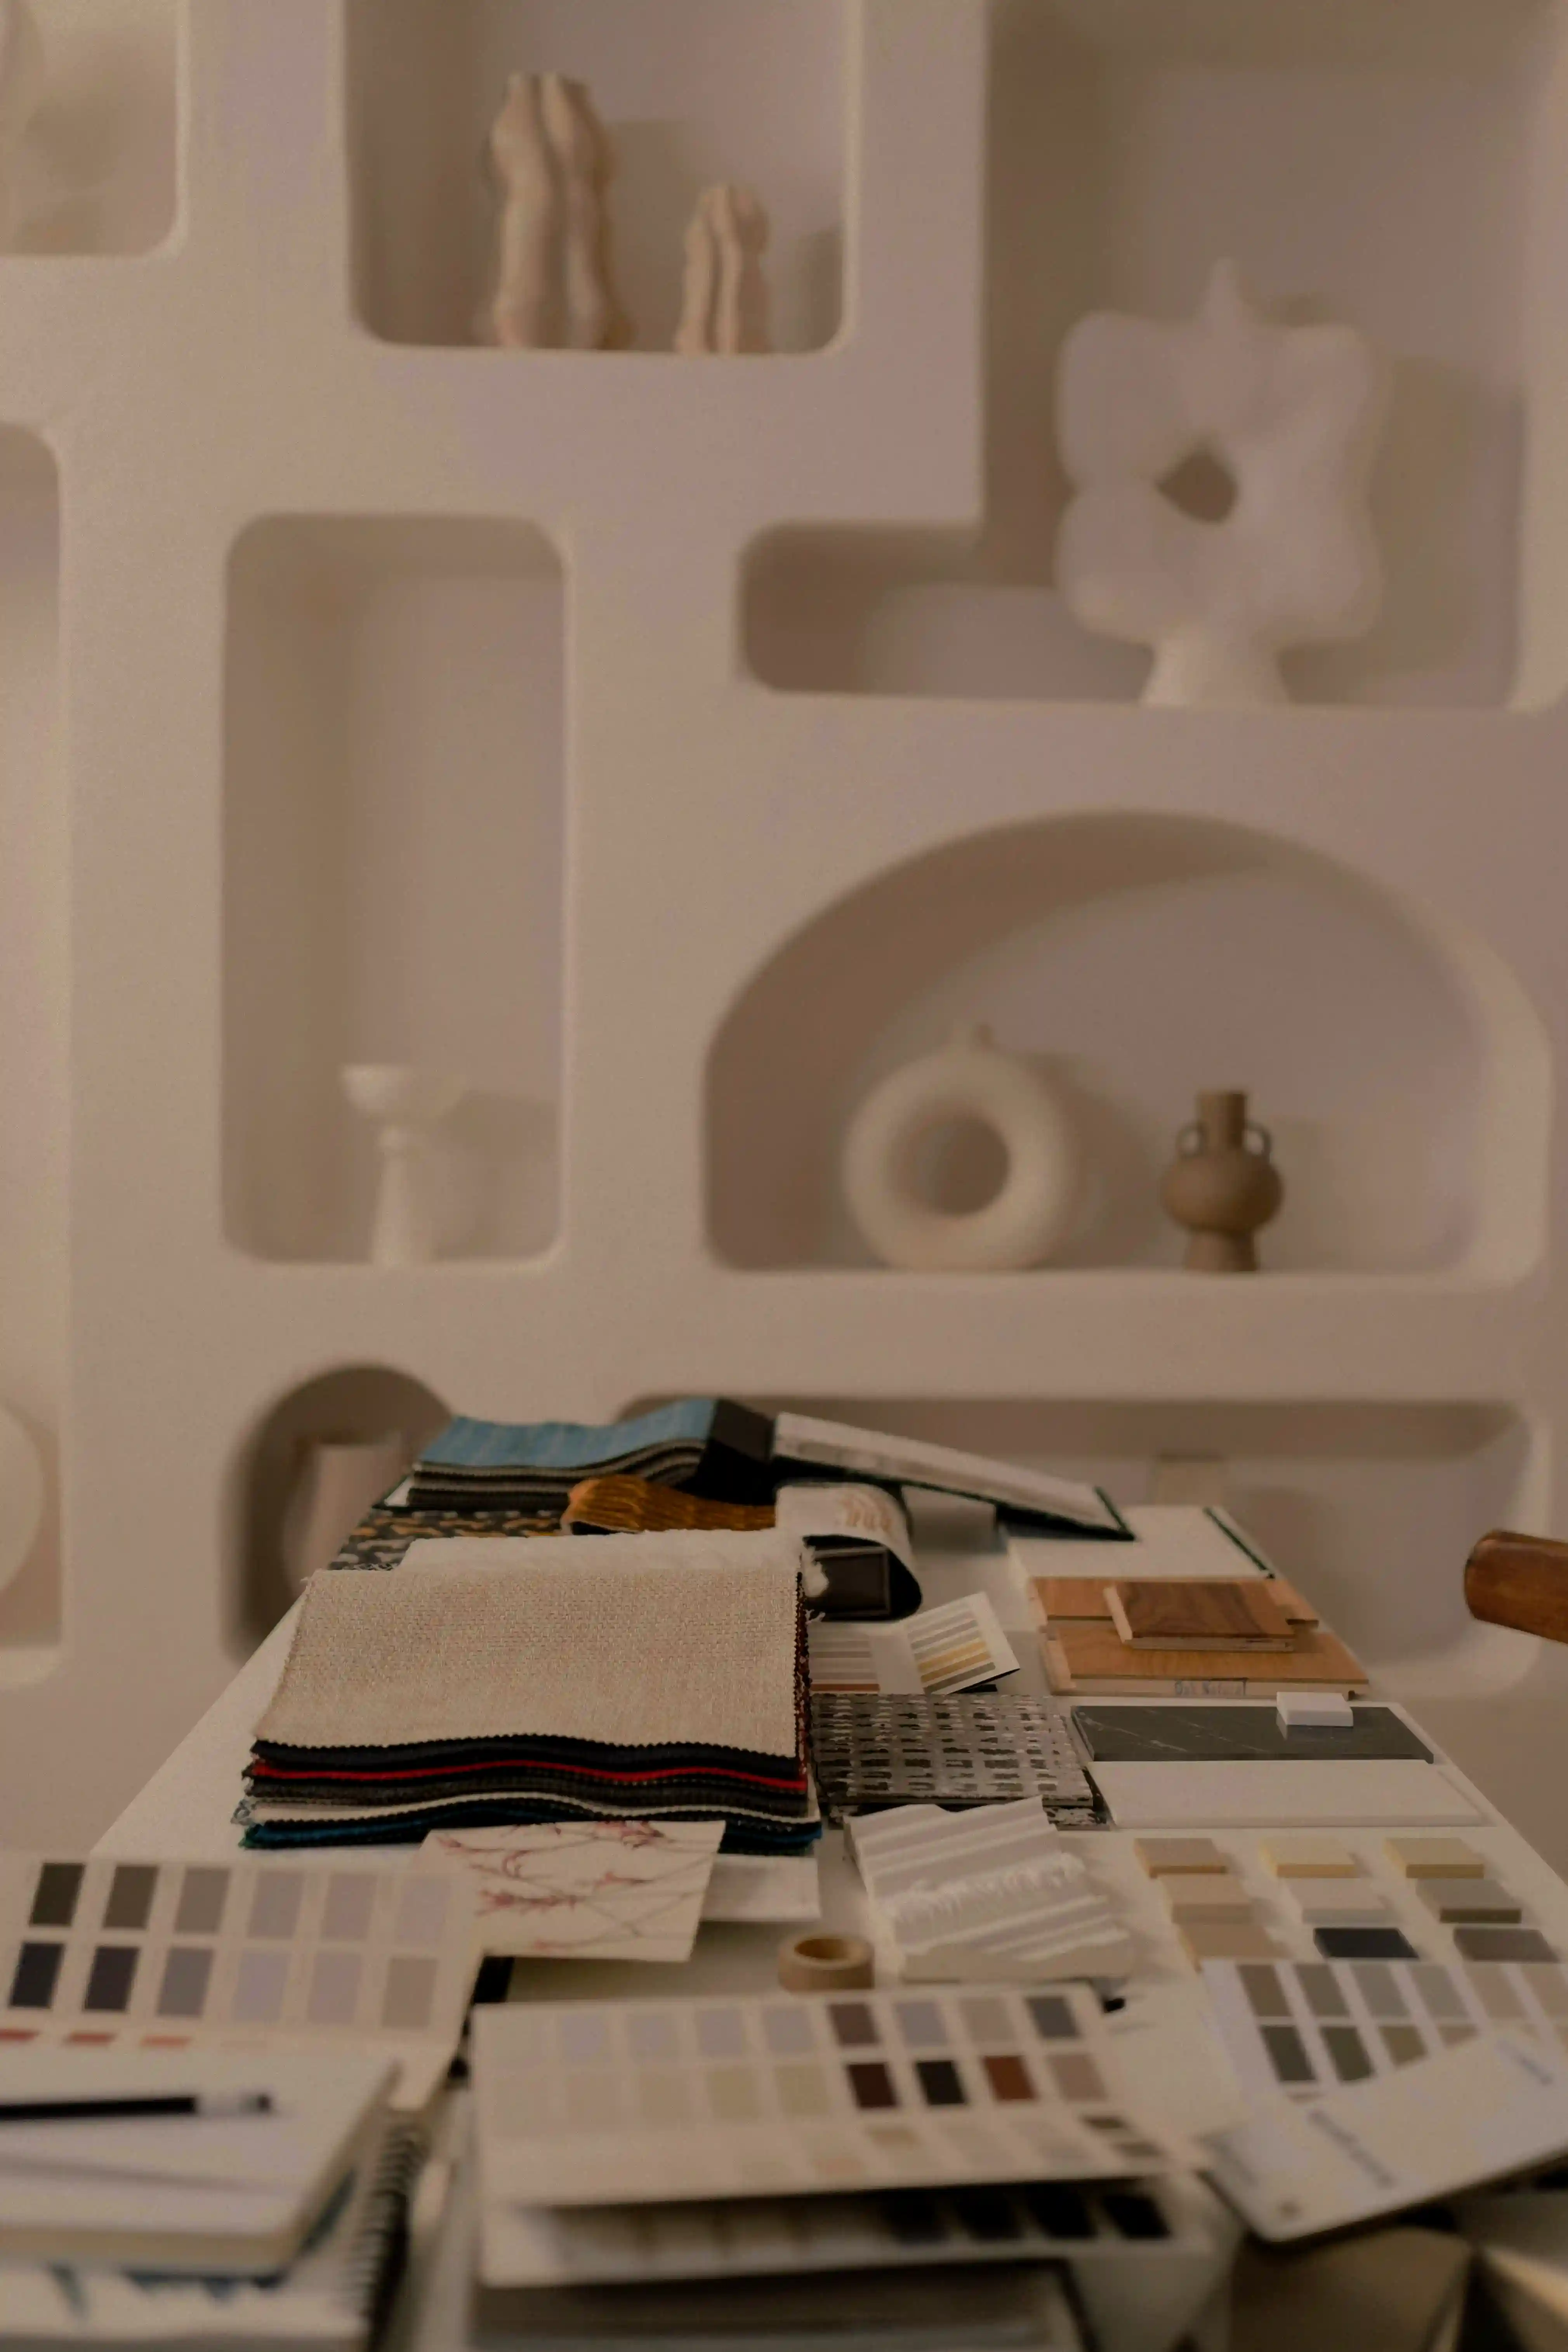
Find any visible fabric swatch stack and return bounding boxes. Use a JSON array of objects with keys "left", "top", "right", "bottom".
[
  {"left": 240, "top": 1533, "right": 818, "bottom": 1857},
  {"left": 404, "top": 1401, "right": 776, "bottom": 1520}
]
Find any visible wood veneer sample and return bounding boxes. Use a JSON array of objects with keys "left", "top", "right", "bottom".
[
  {"left": 1044, "top": 1622, "right": 1367, "bottom": 1695},
  {"left": 1031, "top": 1575, "right": 1317, "bottom": 1628},
  {"left": 1106, "top": 1579, "right": 1296, "bottom": 1650},
  {"left": 1464, "top": 1529, "right": 1568, "bottom": 1646}
]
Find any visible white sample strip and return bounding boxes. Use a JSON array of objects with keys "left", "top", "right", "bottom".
[
  {"left": 808, "top": 1595, "right": 1018, "bottom": 1699},
  {"left": 1205, "top": 2028, "right": 1568, "bottom": 2241},
  {"left": 472, "top": 1984, "right": 1188, "bottom": 2208},
  {"left": 1094, "top": 1761, "right": 1481, "bottom": 1830},
  {"left": 771, "top": 1414, "right": 1122, "bottom": 1531},
  {"left": 1005, "top": 1504, "right": 1267, "bottom": 1582},
  {"left": 419, "top": 1820, "right": 722, "bottom": 1963},
  {"left": 701, "top": 1855, "right": 821, "bottom": 1925},
  {"left": 848, "top": 1801, "right": 1134, "bottom": 1981}
]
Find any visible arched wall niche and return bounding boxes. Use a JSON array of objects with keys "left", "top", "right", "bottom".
[
  {"left": 705, "top": 811, "right": 1551, "bottom": 1277},
  {"left": 228, "top": 1364, "right": 451, "bottom": 1655}
]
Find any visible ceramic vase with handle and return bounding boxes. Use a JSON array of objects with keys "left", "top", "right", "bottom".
[{"left": 1160, "top": 1089, "right": 1283, "bottom": 1272}]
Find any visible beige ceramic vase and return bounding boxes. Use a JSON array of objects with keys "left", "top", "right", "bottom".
[{"left": 1160, "top": 1089, "right": 1283, "bottom": 1272}]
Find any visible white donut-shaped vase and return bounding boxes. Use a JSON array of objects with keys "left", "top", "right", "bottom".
[{"left": 842, "top": 1027, "right": 1080, "bottom": 1273}]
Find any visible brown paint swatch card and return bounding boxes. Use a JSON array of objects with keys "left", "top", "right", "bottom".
[{"left": 1106, "top": 1580, "right": 1297, "bottom": 1651}]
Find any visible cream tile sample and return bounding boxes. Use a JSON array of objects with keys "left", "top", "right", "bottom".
[
  {"left": 1415, "top": 1878, "right": 1523, "bottom": 1925},
  {"left": 1161, "top": 1874, "right": 1254, "bottom": 1922},
  {"left": 1261, "top": 1836, "right": 1359, "bottom": 1879},
  {"left": 1179, "top": 1919, "right": 1280, "bottom": 1963},
  {"left": 1134, "top": 1837, "right": 1229, "bottom": 1876},
  {"left": 1385, "top": 1837, "right": 1486, "bottom": 1880},
  {"left": 1290, "top": 1885, "right": 1393, "bottom": 1926}
]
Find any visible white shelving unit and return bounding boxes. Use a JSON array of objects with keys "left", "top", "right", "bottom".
[{"left": 3, "top": 0, "right": 1568, "bottom": 1858}]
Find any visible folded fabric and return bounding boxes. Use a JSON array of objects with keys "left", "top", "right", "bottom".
[
  {"left": 255, "top": 1539, "right": 803, "bottom": 1758},
  {"left": 406, "top": 1401, "right": 774, "bottom": 1515},
  {"left": 562, "top": 1476, "right": 776, "bottom": 1537},
  {"left": 240, "top": 1803, "right": 822, "bottom": 1856},
  {"left": 774, "top": 1483, "right": 921, "bottom": 1620},
  {"left": 331, "top": 1503, "right": 556, "bottom": 1572},
  {"left": 243, "top": 1534, "right": 813, "bottom": 1861}
]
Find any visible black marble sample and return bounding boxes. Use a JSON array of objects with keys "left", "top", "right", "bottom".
[
  {"left": 1314, "top": 1926, "right": 1422, "bottom": 1961},
  {"left": 1071, "top": 1704, "right": 1432, "bottom": 1765}
]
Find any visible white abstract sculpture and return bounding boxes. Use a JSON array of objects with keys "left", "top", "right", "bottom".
[
  {"left": 486, "top": 72, "right": 630, "bottom": 352},
  {"left": 1055, "top": 261, "right": 1390, "bottom": 707},
  {"left": 675, "top": 184, "right": 771, "bottom": 356},
  {"left": 842, "top": 1026, "right": 1080, "bottom": 1273},
  {"left": 342, "top": 1066, "right": 467, "bottom": 1268},
  {"left": 0, "top": 0, "right": 43, "bottom": 251}
]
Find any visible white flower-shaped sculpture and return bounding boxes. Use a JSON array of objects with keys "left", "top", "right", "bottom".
[{"left": 1055, "top": 261, "right": 1390, "bottom": 707}]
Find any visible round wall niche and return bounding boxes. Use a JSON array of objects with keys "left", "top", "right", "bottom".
[
  {"left": 230, "top": 1364, "right": 450, "bottom": 1650},
  {"left": 705, "top": 811, "right": 1547, "bottom": 1277}
]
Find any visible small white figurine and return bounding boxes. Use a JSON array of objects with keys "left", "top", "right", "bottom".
[
  {"left": 0, "top": 0, "right": 43, "bottom": 250},
  {"left": 485, "top": 72, "right": 630, "bottom": 352},
  {"left": 1055, "top": 261, "right": 1389, "bottom": 706},
  {"left": 342, "top": 1066, "right": 467, "bottom": 1268},
  {"left": 675, "top": 183, "right": 771, "bottom": 355}
]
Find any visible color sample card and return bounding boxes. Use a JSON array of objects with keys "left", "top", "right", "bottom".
[
  {"left": 472, "top": 1986, "right": 1187, "bottom": 2208},
  {"left": 1201, "top": 1956, "right": 1568, "bottom": 2100},
  {"left": 847, "top": 1802, "right": 1133, "bottom": 1982},
  {"left": 809, "top": 1695, "right": 1096, "bottom": 1824},
  {"left": 0, "top": 1855, "right": 478, "bottom": 2108},
  {"left": 481, "top": 2176, "right": 1189, "bottom": 2289},
  {"left": 808, "top": 1596, "right": 1019, "bottom": 1700},
  {"left": 420, "top": 1820, "right": 722, "bottom": 1962},
  {"left": 1205, "top": 2028, "right": 1568, "bottom": 2242}
]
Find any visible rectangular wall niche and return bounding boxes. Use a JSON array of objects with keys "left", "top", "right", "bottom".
[
  {"left": 748, "top": 0, "right": 1562, "bottom": 709},
  {"left": 18, "top": 0, "right": 179, "bottom": 255},
  {"left": 0, "top": 429, "right": 61, "bottom": 1660},
  {"left": 347, "top": 0, "right": 846, "bottom": 352},
  {"left": 223, "top": 518, "right": 563, "bottom": 1266}
]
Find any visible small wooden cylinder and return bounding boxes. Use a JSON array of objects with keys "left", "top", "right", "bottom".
[
  {"left": 777, "top": 1933, "right": 875, "bottom": 1994},
  {"left": 1464, "top": 1529, "right": 1568, "bottom": 1647}
]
